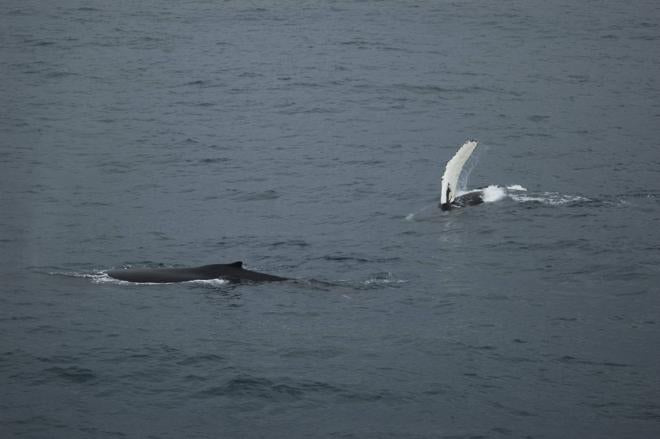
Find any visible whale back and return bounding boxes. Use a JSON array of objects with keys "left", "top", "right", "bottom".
[
  {"left": 201, "top": 262, "right": 288, "bottom": 282},
  {"left": 107, "top": 261, "right": 287, "bottom": 283},
  {"left": 200, "top": 261, "right": 243, "bottom": 270},
  {"left": 107, "top": 266, "right": 210, "bottom": 283}
]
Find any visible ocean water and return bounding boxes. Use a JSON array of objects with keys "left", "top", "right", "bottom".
[{"left": 2, "top": 1, "right": 660, "bottom": 437}]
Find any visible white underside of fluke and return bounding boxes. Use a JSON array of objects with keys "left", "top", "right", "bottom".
[{"left": 440, "top": 140, "right": 478, "bottom": 205}]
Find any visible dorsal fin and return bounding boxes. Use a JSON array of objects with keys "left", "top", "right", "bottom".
[{"left": 228, "top": 261, "right": 243, "bottom": 268}]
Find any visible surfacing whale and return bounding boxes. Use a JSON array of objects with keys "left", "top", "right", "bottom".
[
  {"left": 107, "top": 261, "right": 288, "bottom": 283},
  {"left": 439, "top": 140, "right": 484, "bottom": 211}
]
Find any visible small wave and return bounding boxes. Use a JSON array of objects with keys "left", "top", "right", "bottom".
[
  {"left": 193, "top": 374, "right": 402, "bottom": 404},
  {"left": 194, "top": 375, "right": 341, "bottom": 401},
  {"left": 364, "top": 272, "right": 407, "bottom": 287},
  {"left": 364, "top": 278, "right": 408, "bottom": 286},
  {"left": 320, "top": 255, "right": 400, "bottom": 264},
  {"left": 364, "top": 279, "right": 406, "bottom": 286},
  {"left": 186, "top": 278, "right": 229, "bottom": 287},
  {"left": 233, "top": 190, "right": 279, "bottom": 202},
  {"left": 177, "top": 353, "right": 225, "bottom": 366},
  {"left": 269, "top": 239, "right": 310, "bottom": 249},
  {"left": 506, "top": 184, "right": 527, "bottom": 191},
  {"left": 45, "top": 366, "right": 97, "bottom": 383}
]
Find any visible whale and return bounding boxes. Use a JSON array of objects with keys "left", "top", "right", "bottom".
[
  {"left": 444, "top": 189, "right": 484, "bottom": 210},
  {"left": 439, "top": 140, "right": 484, "bottom": 211},
  {"left": 106, "top": 261, "right": 288, "bottom": 283}
]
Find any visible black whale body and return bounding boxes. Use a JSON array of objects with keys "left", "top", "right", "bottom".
[
  {"left": 440, "top": 190, "right": 484, "bottom": 211},
  {"left": 107, "top": 261, "right": 288, "bottom": 283}
]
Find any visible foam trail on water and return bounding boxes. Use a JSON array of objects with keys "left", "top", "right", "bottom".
[
  {"left": 509, "top": 191, "right": 589, "bottom": 206},
  {"left": 48, "top": 270, "right": 121, "bottom": 284}
]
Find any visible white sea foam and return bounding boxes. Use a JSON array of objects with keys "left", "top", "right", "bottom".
[
  {"left": 506, "top": 185, "right": 527, "bottom": 191},
  {"left": 97, "top": 275, "right": 229, "bottom": 286},
  {"left": 509, "top": 191, "right": 589, "bottom": 206},
  {"left": 186, "top": 278, "right": 229, "bottom": 286},
  {"left": 481, "top": 185, "right": 507, "bottom": 203},
  {"left": 92, "top": 273, "right": 148, "bottom": 285}
]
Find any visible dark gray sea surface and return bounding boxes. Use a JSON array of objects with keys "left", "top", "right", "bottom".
[{"left": 2, "top": 0, "right": 660, "bottom": 437}]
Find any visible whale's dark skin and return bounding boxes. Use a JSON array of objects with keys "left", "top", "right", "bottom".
[
  {"left": 107, "top": 261, "right": 288, "bottom": 283},
  {"left": 439, "top": 189, "right": 484, "bottom": 211}
]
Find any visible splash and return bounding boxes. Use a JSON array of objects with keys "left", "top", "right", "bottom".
[
  {"left": 423, "top": 138, "right": 589, "bottom": 212},
  {"left": 481, "top": 185, "right": 507, "bottom": 203}
]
